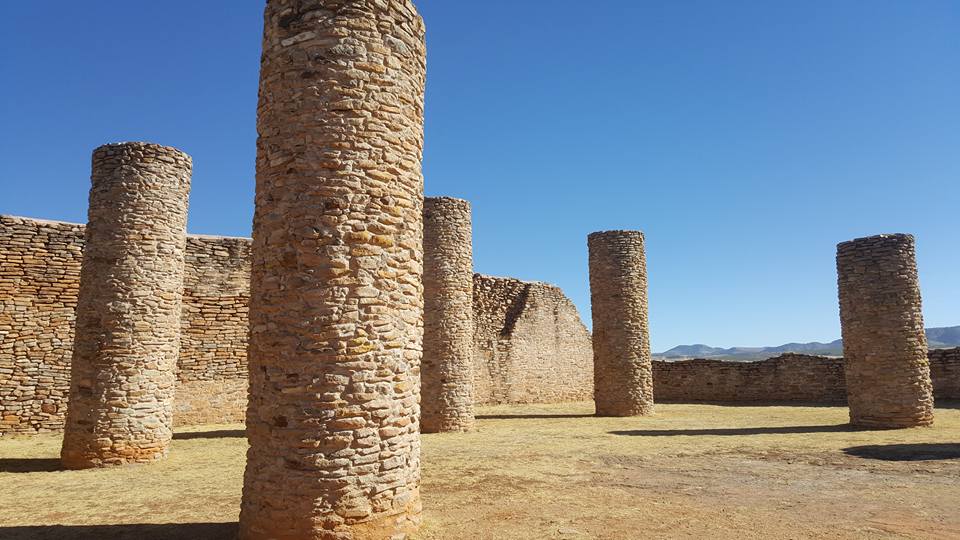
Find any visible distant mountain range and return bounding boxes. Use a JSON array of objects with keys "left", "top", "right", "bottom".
[{"left": 656, "top": 326, "right": 960, "bottom": 360}]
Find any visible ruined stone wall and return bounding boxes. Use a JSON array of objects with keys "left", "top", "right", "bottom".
[
  {"left": 653, "top": 354, "right": 848, "bottom": 403},
  {"left": 654, "top": 350, "right": 960, "bottom": 403},
  {"left": 0, "top": 215, "right": 251, "bottom": 435},
  {"left": 174, "top": 235, "right": 251, "bottom": 426},
  {"left": 0, "top": 216, "right": 83, "bottom": 434},
  {"left": 472, "top": 274, "right": 593, "bottom": 405},
  {"left": 929, "top": 348, "right": 960, "bottom": 400}
]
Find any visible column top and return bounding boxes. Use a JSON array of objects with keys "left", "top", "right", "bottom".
[
  {"left": 588, "top": 230, "right": 645, "bottom": 241},
  {"left": 93, "top": 142, "right": 192, "bottom": 164},
  {"left": 837, "top": 233, "right": 914, "bottom": 251}
]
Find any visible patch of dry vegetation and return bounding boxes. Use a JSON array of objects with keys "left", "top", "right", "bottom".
[{"left": 2, "top": 403, "right": 958, "bottom": 539}]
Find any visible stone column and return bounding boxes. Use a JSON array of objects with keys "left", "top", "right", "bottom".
[
  {"left": 837, "top": 233, "right": 934, "bottom": 428},
  {"left": 422, "top": 197, "right": 475, "bottom": 433},
  {"left": 60, "top": 142, "right": 192, "bottom": 469},
  {"left": 239, "top": 1, "right": 426, "bottom": 539},
  {"left": 588, "top": 230, "right": 654, "bottom": 417}
]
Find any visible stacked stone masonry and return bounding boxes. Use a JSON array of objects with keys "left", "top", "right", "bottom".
[
  {"left": 239, "top": 1, "right": 427, "bottom": 538},
  {"left": 61, "top": 142, "right": 192, "bottom": 469},
  {"left": 422, "top": 197, "right": 475, "bottom": 433},
  {"left": 0, "top": 215, "right": 251, "bottom": 435},
  {"left": 4, "top": 217, "right": 959, "bottom": 436},
  {"left": 653, "top": 354, "right": 848, "bottom": 403},
  {"left": 837, "top": 234, "right": 935, "bottom": 428},
  {"left": 588, "top": 231, "right": 654, "bottom": 416},
  {"left": 472, "top": 274, "right": 593, "bottom": 405}
]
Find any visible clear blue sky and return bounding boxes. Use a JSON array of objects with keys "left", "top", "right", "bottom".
[{"left": 2, "top": 1, "right": 957, "bottom": 352}]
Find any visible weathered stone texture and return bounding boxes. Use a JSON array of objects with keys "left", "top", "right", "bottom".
[
  {"left": 1, "top": 217, "right": 599, "bottom": 434},
  {"left": 588, "top": 231, "right": 653, "bottom": 416},
  {"left": 174, "top": 235, "right": 251, "bottom": 425},
  {"left": 60, "top": 142, "right": 192, "bottom": 469},
  {"left": 0, "top": 217, "right": 251, "bottom": 435},
  {"left": 240, "top": 1, "right": 427, "bottom": 538},
  {"left": 653, "top": 354, "right": 848, "bottom": 403},
  {"left": 422, "top": 197, "right": 475, "bottom": 433},
  {"left": 0, "top": 216, "right": 82, "bottom": 434},
  {"left": 472, "top": 274, "right": 593, "bottom": 405},
  {"left": 837, "top": 233, "right": 934, "bottom": 428},
  {"left": 929, "top": 348, "right": 960, "bottom": 400}
]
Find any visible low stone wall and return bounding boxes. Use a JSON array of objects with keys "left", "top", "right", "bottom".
[
  {"left": 0, "top": 216, "right": 250, "bottom": 434},
  {"left": 653, "top": 354, "right": 848, "bottom": 403},
  {"left": 930, "top": 348, "right": 960, "bottom": 400},
  {"left": 472, "top": 274, "right": 594, "bottom": 405},
  {"left": 654, "top": 349, "right": 960, "bottom": 403}
]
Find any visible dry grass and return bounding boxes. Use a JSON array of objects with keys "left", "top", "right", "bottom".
[{"left": 2, "top": 402, "right": 959, "bottom": 539}]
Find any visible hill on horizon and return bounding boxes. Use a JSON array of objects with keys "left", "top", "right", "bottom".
[{"left": 656, "top": 326, "right": 960, "bottom": 360}]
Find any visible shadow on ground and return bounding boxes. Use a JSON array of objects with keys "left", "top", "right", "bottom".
[
  {"left": 843, "top": 443, "right": 960, "bottom": 461},
  {"left": 476, "top": 414, "right": 595, "bottom": 420},
  {"left": 610, "top": 424, "right": 868, "bottom": 437},
  {"left": 0, "top": 523, "right": 238, "bottom": 540},
  {"left": 0, "top": 458, "right": 61, "bottom": 473},
  {"left": 173, "top": 429, "right": 245, "bottom": 440}
]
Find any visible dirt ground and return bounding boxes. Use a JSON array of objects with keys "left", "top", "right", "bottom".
[{"left": 1, "top": 402, "right": 958, "bottom": 539}]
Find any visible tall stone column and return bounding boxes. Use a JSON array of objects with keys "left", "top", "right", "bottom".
[
  {"left": 422, "top": 197, "right": 475, "bottom": 433},
  {"left": 837, "top": 233, "right": 934, "bottom": 428},
  {"left": 588, "top": 230, "right": 654, "bottom": 417},
  {"left": 60, "top": 142, "right": 192, "bottom": 469},
  {"left": 239, "top": 1, "right": 426, "bottom": 539}
]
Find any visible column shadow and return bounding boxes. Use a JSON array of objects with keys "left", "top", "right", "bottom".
[
  {"left": 610, "top": 424, "right": 867, "bottom": 437},
  {"left": 173, "top": 429, "right": 245, "bottom": 440},
  {"left": 476, "top": 414, "right": 596, "bottom": 420},
  {"left": 0, "top": 458, "right": 61, "bottom": 473},
  {"left": 0, "top": 523, "right": 238, "bottom": 540},
  {"left": 843, "top": 443, "right": 960, "bottom": 461}
]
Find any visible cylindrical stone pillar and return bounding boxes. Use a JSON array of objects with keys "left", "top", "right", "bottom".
[
  {"left": 588, "top": 230, "right": 654, "bottom": 417},
  {"left": 60, "top": 142, "right": 192, "bottom": 469},
  {"left": 422, "top": 197, "right": 475, "bottom": 433},
  {"left": 239, "top": 2, "right": 426, "bottom": 539},
  {"left": 837, "top": 233, "right": 934, "bottom": 428}
]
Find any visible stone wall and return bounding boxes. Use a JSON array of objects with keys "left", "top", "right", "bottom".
[
  {"left": 4, "top": 215, "right": 957, "bottom": 435},
  {"left": 0, "top": 215, "right": 250, "bottom": 435},
  {"left": 654, "top": 350, "right": 960, "bottom": 403},
  {"left": 174, "top": 234, "right": 251, "bottom": 426},
  {"left": 653, "top": 354, "right": 848, "bottom": 403},
  {"left": 472, "top": 274, "right": 594, "bottom": 405},
  {"left": 930, "top": 348, "right": 960, "bottom": 400}
]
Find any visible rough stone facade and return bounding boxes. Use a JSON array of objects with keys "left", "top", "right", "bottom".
[
  {"left": 929, "top": 348, "right": 960, "bottom": 400},
  {"left": 837, "top": 234, "right": 935, "bottom": 428},
  {"left": 1, "top": 217, "right": 596, "bottom": 435},
  {"left": 0, "top": 216, "right": 82, "bottom": 434},
  {"left": 422, "top": 198, "right": 475, "bottom": 433},
  {"left": 240, "top": 2, "right": 427, "bottom": 539},
  {"left": 0, "top": 216, "right": 251, "bottom": 435},
  {"left": 60, "top": 142, "right": 192, "bottom": 469},
  {"left": 653, "top": 354, "right": 848, "bottom": 403},
  {"left": 175, "top": 235, "right": 251, "bottom": 426},
  {"left": 472, "top": 274, "right": 593, "bottom": 405},
  {"left": 588, "top": 231, "right": 654, "bottom": 416}
]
